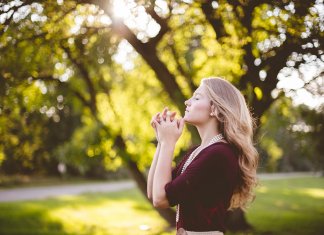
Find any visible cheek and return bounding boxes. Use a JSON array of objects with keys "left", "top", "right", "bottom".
[
  {"left": 195, "top": 101, "right": 210, "bottom": 113},
  {"left": 189, "top": 102, "right": 210, "bottom": 118}
]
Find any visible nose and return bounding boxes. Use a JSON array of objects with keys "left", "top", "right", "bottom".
[{"left": 184, "top": 99, "right": 190, "bottom": 106}]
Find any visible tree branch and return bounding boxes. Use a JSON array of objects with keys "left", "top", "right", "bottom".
[
  {"left": 145, "top": 5, "right": 170, "bottom": 47},
  {"left": 201, "top": 0, "right": 228, "bottom": 39},
  {"left": 169, "top": 40, "right": 197, "bottom": 92},
  {"left": 260, "top": 35, "right": 322, "bottom": 69},
  {"left": 0, "top": 0, "right": 36, "bottom": 36},
  {"left": 78, "top": 0, "right": 187, "bottom": 110},
  {"left": 33, "top": 75, "right": 92, "bottom": 109},
  {"left": 61, "top": 44, "right": 97, "bottom": 115}
]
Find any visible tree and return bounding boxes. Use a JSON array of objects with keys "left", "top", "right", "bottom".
[
  {"left": 258, "top": 97, "right": 323, "bottom": 173},
  {"left": 0, "top": 0, "right": 323, "bottom": 231}
]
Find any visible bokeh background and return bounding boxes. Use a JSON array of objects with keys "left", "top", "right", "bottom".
[{"left": 0, "top": 0, "right": 323, "bottom": 234}]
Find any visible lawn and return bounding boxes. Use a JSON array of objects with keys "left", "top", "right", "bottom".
[
  {"left": 0, "top": 177, "right": 323, "bottom": 235},
  {"left": 237, "top": 176, "right": 324, "bottom": 235}
]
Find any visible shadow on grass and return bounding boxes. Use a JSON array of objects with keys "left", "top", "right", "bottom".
[
  {"left": 0, "top": 188, "right": 168, "bottom": 235},
  {"left": 0, "top": 202, "right": 67, "bottom": 235}
]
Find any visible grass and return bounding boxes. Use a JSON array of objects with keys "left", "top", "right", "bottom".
[
  {"left": 0, "top": 177, "right": 323, "bottom": 235},
  {"left": 235, "top": 177, "right": 324, "bottom": 235},
  {"left": 0, "top": 188, "right": 170, "bottom": 235}
]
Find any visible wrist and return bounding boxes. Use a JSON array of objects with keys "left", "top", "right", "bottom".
[{"left": 160, "top": 140, "right": 176, "bottom": 147}]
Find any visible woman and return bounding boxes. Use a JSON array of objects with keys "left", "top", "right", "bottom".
[{"left": 147, "top": 77, "right": 259, "bottom": 235}]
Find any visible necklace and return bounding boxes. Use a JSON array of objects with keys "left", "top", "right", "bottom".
[
  {"left": 181, "top": 133, "right": 224, "bottom": 174},
  {"left": 176, "top": 133, "right": 224, "bottom": 223}
]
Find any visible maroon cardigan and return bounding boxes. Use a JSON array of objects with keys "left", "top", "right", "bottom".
[{"left": 164, "top": 142, "right": 240, "bottom": 233}]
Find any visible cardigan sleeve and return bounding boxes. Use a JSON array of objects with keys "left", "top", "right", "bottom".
[{"left": 165, "top": 144, "right": 237, "bottom": 207}]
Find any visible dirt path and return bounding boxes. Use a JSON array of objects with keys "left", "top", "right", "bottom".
[{"left": 0, "top": 180, "right": 135, "bottom": 202}]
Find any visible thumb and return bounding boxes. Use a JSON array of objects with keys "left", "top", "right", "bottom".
[{"left": 177, "top": 117, "right": 185, "bottom": 132}]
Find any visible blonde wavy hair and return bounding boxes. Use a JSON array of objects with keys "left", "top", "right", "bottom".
[{"left": 201, "top": 77, "right": 259, "bottom": 211}]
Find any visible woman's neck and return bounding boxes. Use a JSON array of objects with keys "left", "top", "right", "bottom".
[{"left": 197, "top": 124, "right": 221, "bottom": 148}]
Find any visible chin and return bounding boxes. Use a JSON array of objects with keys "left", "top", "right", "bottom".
[{"left": 183, "top": 116, "right": 194, "bottom": 125}]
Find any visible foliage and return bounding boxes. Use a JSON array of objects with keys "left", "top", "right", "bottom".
[
  {"left": 258, "top": 97, "right": 324, "bottom": 172},
  {"left": 0, "top": 81, "right": 81, "bottom": 174},
  {"left": 0, "top": 0, "right": 322, "bottom": 178}
]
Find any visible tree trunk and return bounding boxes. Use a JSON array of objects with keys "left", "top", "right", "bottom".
[
  {"left": 114, "top": 135, "right": 176, "bottom": 227},
  {"left": 226, "top": 209, "right": 253, "bottom": 231}
]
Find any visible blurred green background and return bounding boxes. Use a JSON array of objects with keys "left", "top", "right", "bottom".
[{"left": 0, "top": 0, "right": 323, "bottom": 234}]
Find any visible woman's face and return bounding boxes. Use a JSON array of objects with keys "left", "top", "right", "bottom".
[{"left": 184, "top": 84, "right": 212, "bottom": 125}]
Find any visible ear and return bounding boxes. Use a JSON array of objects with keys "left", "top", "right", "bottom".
[{"left": 210, "top": 101, "right": 216, "bottom": 116}]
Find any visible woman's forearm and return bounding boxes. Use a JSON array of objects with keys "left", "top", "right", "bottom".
[
  {"left": 152, "top": 141, "right": 175, "bottom": 208},
  {"left": 147, "top": 142, "right": 161, "bottom": 201}
]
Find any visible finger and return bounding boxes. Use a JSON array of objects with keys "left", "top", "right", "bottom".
[
  {"left": 162, "top": 107, "right": 169, "bottom": 121},
  {"left": 153, "top": 119, "right": 160, "bottom": 127},
  {"left": 170, "top": 111, "right": 177, "bottom": 122},
  {"left": 156, "top": 113, "right": 161, "bottom": 123},
  {"left": 151, "top": 112, "right": 160, "bottom": 126},
  {"left": 155, "top": 112, "right": 161, "bottom": 122},
  {"left": 166, "top": 112, "right": 171, "bottom": 122},
  {"left": 165, "top": 110, "right": 173, "bottom": 122},
  {"left": 150, "top": 118, "right": 155, "bottom": 128},
  {"left": 153, "top": 112, "right": 160, "bottom": 119}
]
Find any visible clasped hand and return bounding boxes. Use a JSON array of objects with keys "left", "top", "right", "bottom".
[{"left": 150, "top": 107, "right": 185, "bottom": 145}]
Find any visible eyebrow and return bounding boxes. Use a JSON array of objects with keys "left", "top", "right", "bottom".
[{"left": 193, "top": 92, "right": 202, "bottom": 96}]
